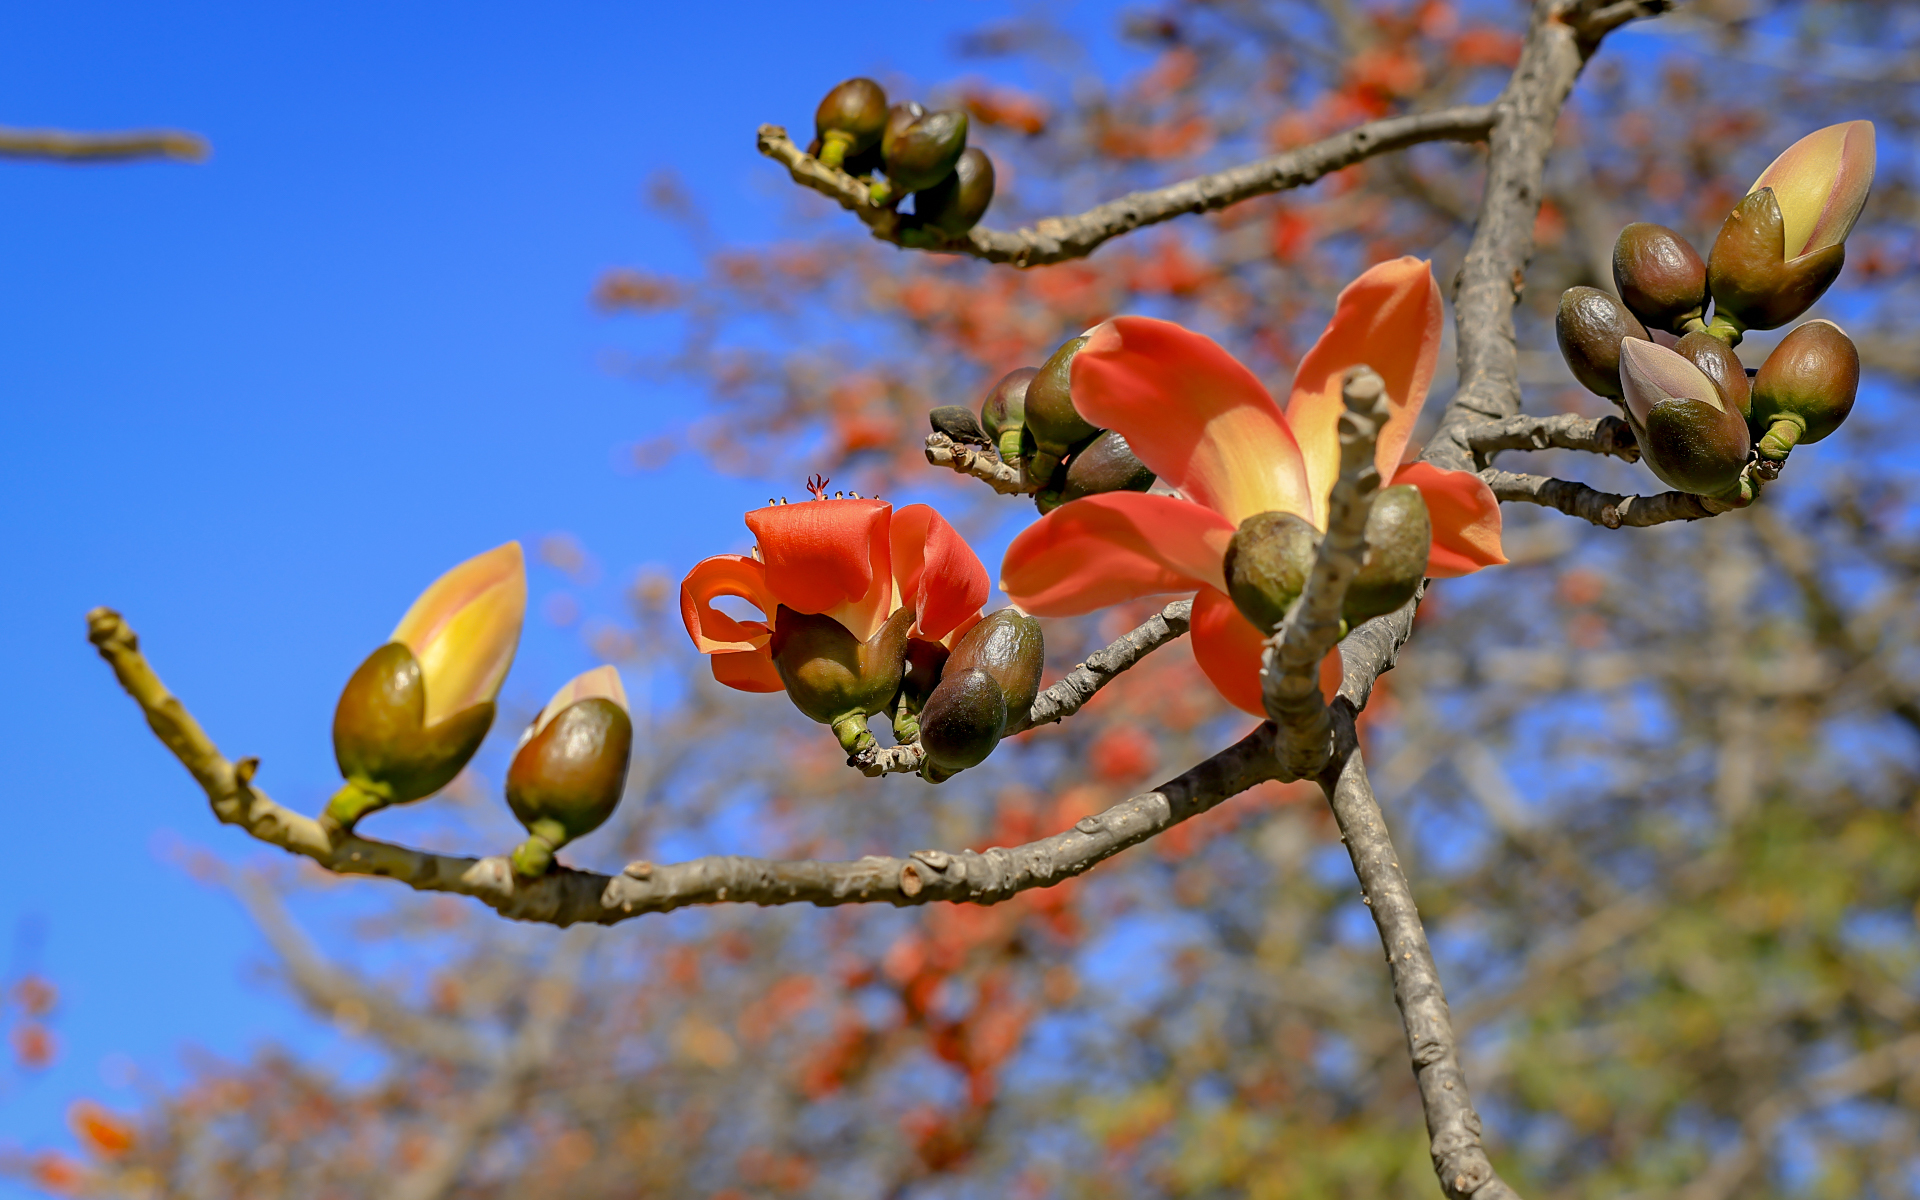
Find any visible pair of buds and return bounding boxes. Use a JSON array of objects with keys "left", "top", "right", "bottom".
[{"left": 326, "top": 544, "right": 633, "bottom": 877}]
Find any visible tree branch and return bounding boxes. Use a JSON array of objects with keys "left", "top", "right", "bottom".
[
  {"left": 1265, "top": 368, "right": 1387, "bottom": 779},
  {"left": 88, "top": 606, "right": 1282, "bottom": 926},
  {"left": 758, "top": 105, "right": 1494, "bottom": 268},
  {"left": 0, "top": 126, "right": 208, "bottom": 163},
  {"left": 1465, "top": 412, "right": 1639, "bottom": 461},
  {"left": 924, "top": 432, "right": 1038, "bottom": 494},
  {"left": 1481, "top": 468, "right": 1726, "bottom": 527}
]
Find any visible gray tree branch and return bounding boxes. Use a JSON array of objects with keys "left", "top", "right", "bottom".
[
  {"left": 0, "top": 126, "right": 208, "bottom": 162},
  {"left": 1481, "top": 468, "right": 1725, "bottom": 527},
  {"left": 924, "top": 432, "right": 1039, "bottom": 494},
  {"left": 1465, "top": 412, "right": 1639, "bottom": 460}
]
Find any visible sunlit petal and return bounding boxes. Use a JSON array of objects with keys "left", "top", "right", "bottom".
[
  {"left": 746, "top": 498, "right": 893, "bottom": 639},
  {"left": 1751, "top": 120, "right": 1876, "bottom": 258},
  {"left": 1000, "top": 492, "right": 1236, "bottom": 617},
  {"left": 532, "top": 664, "right": 629, "bottom": 736},
  {"left": 679, "top": 554, "right": 776, "bottom": 653},
  {"left": 391, "top": 542, "right": 528, "bottom": 724},
  {"left": 1189, "top": 586, "right": 1341, "bottom": 717},
  {"left": 711, "top": 647, "right": 785, "bottom": 693},
  {"left": 1391, "top": 462, "right": 1507, "bottom": 578},
  {"left": 890, "top": 503, "right": 990, "bottom": 641}
]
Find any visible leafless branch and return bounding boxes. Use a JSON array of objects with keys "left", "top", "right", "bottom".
[
  {"left": 757, "top": 105, "right": 1494, "bottom": 268},
  {"left": 1466, "top": 412, "right": 1640, "bottom": 461},
  {"left": 0, "top": 126, "right": 208, "bottom": 163},
  {"left": 924, "top": 431, "right": 1038, "bottom": 494},
  {"left": 1482, "top": 468, "right": 1726, "bottom": 527}
]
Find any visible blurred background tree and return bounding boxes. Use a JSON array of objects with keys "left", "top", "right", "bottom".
[{"left": 6, "top": 0, "right": 1919, "bottom": 1196}]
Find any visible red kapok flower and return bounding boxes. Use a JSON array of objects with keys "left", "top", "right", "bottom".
[
  {"left": 1000, "top": 257, "right": 1505, "bottom": 717},
  {"left": 680, "top": 497, "right": 989, "bottom": 694}
]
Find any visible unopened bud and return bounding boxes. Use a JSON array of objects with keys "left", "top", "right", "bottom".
[
  {"left": 506, "top": 666, "right": 633, "bottom": 878},
  {"left": 1023, "top": 336, "right": 1098, "bottom": 484},
  {"left": 1674, "top": 331, "right": 1751, "bottom": 419},
  {"left": 919, "top": 609, "right": 1044, "bottom": 782},
  {"left": 979, "top": 367, "right": 1038, "bottom": 463},
  {"left": 1059, "top": 429, "right": 1156, "bottom": 504},
  {"left": 1345, "top": 487, "right": 1432, "bottom": 625},
  {"left": 1223, "top": 511, "right": 1320, "bottom": 635},
  {"left": 882, "top": 104, "right": 969, "bottom": 193},
  {"left": 1555, "top": 286, "right": 1649, "bottom": 400},
  {"left": 1707, "top": 189, "right": 1845, "bottom": 334},
  {"left": 928, "top": 405, "right": 990, "bottom": 446},
  {"left": 814, "top": 78, "right": 889, "bottom": 170},
  {"left": 769, "top": 605, "right": 914, "bottom": 754},
  {"left": 1750, "top": 319, "right": 1859, "bottom": 461},
  {"left": 1618, "top": 339, "right": 1753, "bottom": 497},
  {"left": 915, "top": 147, "right": 996, "bottom": 236},
  {"left": 1613, "top": 223, "right": 1708, "bottom": 334}
]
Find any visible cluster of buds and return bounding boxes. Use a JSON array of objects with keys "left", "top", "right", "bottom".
[
  {"left": 1555, "top": 121, "right": 1872, "bottom": 501},
  {"left": 928, "top": 334, "right": 1159, "bottom": 514},
  {"left": 325, "top": 543, "right": 633, "bottom": 877},
  {"left": 680, "top": 495, "right": 1042, "bottom": 783},
  {"left": 808, "top": 77, "right": 995, "bottom": 236}
]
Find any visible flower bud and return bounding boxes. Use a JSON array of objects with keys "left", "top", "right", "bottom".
[
  {"left": 1750, "top": 319, "right": 1859, "bottom": 461},
  {"left": 506, "top": 666, "right": 633, "bottom": 878},
  {"left": 814, "top": 78, "right": 889, "bottom": 170},
  {"left": 1223, "top": 511, "right": 1320, "bottom": 635},
  {"left": 893, "top": 637, "right": 951, "bottom": 743},
  {"left": 768, "top": 605, "right": 914, "bottom": 754},
  {"left": 1706, "top": 188, "right": 1846, "bottom": 334},
  {"left": 882, "top": 104, "right": 969, "bottom": 193},
  {"left": 979, "top": 367, "right": 1038, "bottom": 462},
  {"left": 1750, "top": 121, "right": 1875, "bottom": 263},
  {"left": 919, "top": 609, "right": 1044, "bottom": 782},
  {"left": 914, "top": 147, "right": 996, "bottom": 235},
  {"left": 1023, "top": 336, "right": 1099, "bottom": 484},
  {"left": 1674, "top": 331, "right": 1751, "bottom": 419},
  {"left": 1555, "top": 286, "right": 1649, "bottom": 400},
  {"left": 1613, "top": 223, "right": 1707, "bottom": 334},
  {"left": 1058, "top": 429, "right": 1156, "bottom": 505},
  {"left": 928, "top": 404, "right": 990, "bottom": 446},
  {"left": 1344, "top": 486, "right": 1432, "bottom": 625},
  {"left": 1618, "top": 339, "right": 1753, "bottom": 497},
  {"left": 328, "top": 543, "right": 526, "bottom": 832}
]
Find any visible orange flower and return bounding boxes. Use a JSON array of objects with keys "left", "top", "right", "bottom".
[
  {"left": 1000, "top": 258, "right": 1505, "bottom": 716},
  {"left": 69, "top": 1100, "right": 136, "bottom": 1157},
  {"left": 681, "top": 497, "right": 989, "bottom": 727}
]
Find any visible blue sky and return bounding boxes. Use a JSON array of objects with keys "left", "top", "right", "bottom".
[{"left": 0, "top": 0, "right": 1050, "bottom": 1175}]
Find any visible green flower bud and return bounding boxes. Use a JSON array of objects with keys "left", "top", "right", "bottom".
[
  {"left": 1223, "top": 511, "right": 1320, "bottom": 635},
  {"left": 1612, "top": 222, "right": 1707, "bottom": 334},
  {"left": 914, "top": 147, "right": 996, "bottom": 235},
  {"left": 814, "top": 78, "right": 889, "bottom": 170},
  {"left": 919, "top": 609, "right": 1044, "bottom": 782},
  {"left": 1023, "top": 336, "right": 1098, "bottom": 484},
  {"left": 882, "top": 104, "right": 969, "bottom": 193},
  {"left": 769, "top": 605, "right": 915, "bottom": 754},
  {"left": 1059, "top": 429, "right": 1156, "bottom": 504},
  {"left": 506, "top": 667, "right": 633, "bottom": 878},
  {"left": 1619, "top": 339, "right": 1753, "bottom": 498},
  {"left": 1750, "top": 319, "right": 1859, "bottom": 461},
  {"left": 1706, "top": 188, "right": 1846, "bottom": 334},
  {"left": 928, "top": 404, "right": 991, "bottom": 446},
  {"left": 331, "top": 642, "right": 496, "bottom": 827},
  {"left": 1555, "top": 286, "right": 1649, "bottom": 400},
  {"left": 1345, "top": 486, "right": 1432, "bottom": 625},
  {"left": 1674, "top": 331, "right": 1752, "bottom": 420},
  {"left": 979, "top": 366, "right": 1038, "bottom": 462}
]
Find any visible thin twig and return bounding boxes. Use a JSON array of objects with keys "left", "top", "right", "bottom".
[
  {"left": 88, "top": 607, "right": 1283, "bottom": 926},
  {"left": 924, "top": 432, "right": 1038, "bottom": 495},
  {"left": 1465, "top": 413, "right": 1640, "bottom": 461},
  {"left": 1265, "top": 368, "right": 1387, "bottom": 779},
  {"left": 1481, "top": 468, "right": 1725, "bottom": 528},
  {"left": 758, "top": 106, "right": 1494, "bottom": 268},
  {"left": 0, "top": 126, "right": 208, "bottom": 163}
]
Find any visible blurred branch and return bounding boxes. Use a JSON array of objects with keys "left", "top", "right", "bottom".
[
  {"left": 0, "top": 126, "right": 208, "bottom": 163},
  {"left": 924, "top": 431, "right": 1038, "bottom": 494},
  {"left": 1266, "top": 368, "right": 1387, "bottom": 779},
  {"left": 1481, "top": 468, "right": 1725, "bottom": 527},
  {"left": 89, "top": 606, "right": 1285, "bottom": 924},
  {"left": 384, "top": 928, "right": 593, "bottom": 1200},
  {"left": 1466, "top": 413, "right": 1639, "bottom": 461},
  {"left": 757, "top": 105, "right": 1494, "bottom": 267}
]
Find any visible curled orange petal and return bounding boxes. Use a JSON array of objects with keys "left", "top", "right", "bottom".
[
  {"left": 1391, "top": 461, "right": 1507, "bottom": 577},
  {"left": 1072, "top": 316, "right": 1314, "bottom": 526},
  {"left": 711, "top": 647, "right": 785, "bottom": 693},
  {"left": 680, "top": 554, "right": 775, "bottom": 653},
  {"left": 1000, "top": 492, "right": 1236, "bottom": 617},
  {"left": 890, "top": 503, "right": 989, "bottom": 642},
  {"left": 1190, "top": 587, "right": 1341, "bottom": 717},
  {"left": 1284, "top": 258, "right": 1443, "bottom": 521},
  {"left": 746, "top": 498, "right": 893, "bottom": 638}
]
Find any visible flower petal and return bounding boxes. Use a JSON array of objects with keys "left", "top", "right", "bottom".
[
  {"left": 1391, "top": 461, "right": 1507, "bottom": 578},
  {"left": 1000, "top": 492, "right": 1236, "bottom": 617},
  {"left": 745, "top": 498, "right": 893, "bottom": 639},
  {"left": 1619, "top": 337, "right": 1722, "bottom": 424},
  {"left": 533, "top": 664, "right": 629, "bottom": 736},
  {"left": 392, "top": 542, "right": 528, "bottom": 724},
  {"left": 1071, "top": 316, "right": 1314, "bottom": 526},
  {"left": 711, "top": 647, "right": 785, "bottom": 693},
  {"left": 1752, "top": 120, "right": 1876, "bottom": 258},
  {"left": 1284, "top": 258, "right": 1443, "bottom": 522},
  {"left": 1190, "top": 586, "right": 1342, "bottom": 717},
  {"left": 890, "top": 503, "right": 990, "bottom": 641},
  {"left": 679, "top": 554, "right": 776, "bottom": 653}
]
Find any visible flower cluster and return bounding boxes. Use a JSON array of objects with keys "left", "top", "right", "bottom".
[
  {"left": 325, "top": 543, "right": 633, "bottom": 876},
  {"left": 809, "top": 76, "right": 995, "bottom": 237},
  {"left": 1555, "top": 121, "right": 1873, "bottom": 502}
]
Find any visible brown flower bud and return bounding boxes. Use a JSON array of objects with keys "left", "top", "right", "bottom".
[
  {"left": 1223, "top": 511, "right": 1320, "bottom": 635},
  {"left": 1750, "top": 319, "right": 1859, "bottom": 461},
  {"left": 768, "top": 605, "right": 914, "bottom": 753},
  {"left": 1674, "top": 331, "right": 1751, "bottom": 419},
  {"left": 1023, "top": 336, "right": 1099, "bottom": 484},
  {"left": 1613, "top": 223, "right": 1708, "bottom": 334},
  {"left": 506, "top": 667, "right": 633, "bottom": 878},
  {"left": 814, "top": 78, "right": 889, "bottom": 170},
  {"left": 1707, "top": 188, "right": 1846, "bottom": 334},
  {"left": 919, "top": 609, "right": 1045, "bottom": 782},
  {"left": 332, "top": 642, "right": 495, "bottom": 818},
  {"left": 979, "top": 367, "right": 1037, "bottom": 463},
  {"left": 1555, "top": 286, "right": 1650, "bottom": 400},
  {"left": 1345, "top": 486, "right": 1432, "bottom": 625},
  {"left": 914, "top": 147, "right": 996, "bottom": 235},
  {"left": 1619, "top": 339, "right": 1753, "bottom": 497},
  {"left": 928, "top": 405, "right": 990, "bottom": 446},
  {"left": 882, "top": 104, "right": 969, "bottom": 193},
  {"left": 1059, "top": 429, "right": 1156, "bottom": 504}
]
